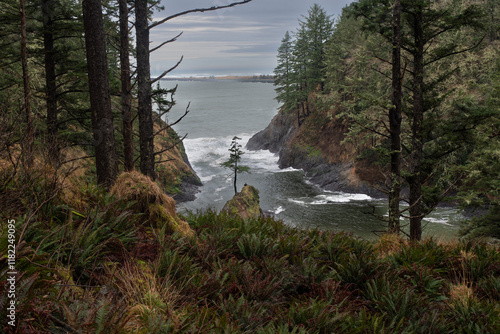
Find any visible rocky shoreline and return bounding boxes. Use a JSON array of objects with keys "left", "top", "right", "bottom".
[{"left": 246, "top": 109, "right": 385, "bottom": 198}]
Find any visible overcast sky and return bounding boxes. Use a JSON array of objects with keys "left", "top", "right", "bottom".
[{"left": 150, "top": 0, "right": 354, "bottom": 77}]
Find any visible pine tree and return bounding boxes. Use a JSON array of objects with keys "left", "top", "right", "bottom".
[
  {"left": 221, "top": 136, "right": 250, "bottom": 195},
  {"left": 274, "top": 31, "right": 294, "bottom": 110},
  {"left": 347, "top": 0, "right": 485, "bottom": 240},
  {"left": 82, "top": 0, "right": 118, "bottom": 188},
  {"left": 299, "top": 4, "right": 334, "bottom": 92},
  {"left": 273, "top": 4, "right": 334, "bottom": 126}
]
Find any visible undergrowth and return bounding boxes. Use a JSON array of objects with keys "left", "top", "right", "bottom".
[{"left": 1, "top": 178, "right": 499, "bottom": 333}]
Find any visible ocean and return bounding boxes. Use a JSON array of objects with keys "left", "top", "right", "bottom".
[{"left": 161, "top": 80, "right": 464, "bottom": 240}]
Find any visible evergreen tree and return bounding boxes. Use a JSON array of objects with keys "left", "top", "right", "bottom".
[
  {"left": 82, "top": 0, "right": 118, "bottom": 188},
  {"left": 273, "top": 4, "right": 334, "bottom": 126},
  {"left": 221, "top": 136, "right": 250, "bottom": 195},
  {"left": 346, "top": 0, "right": 485, "bottom": 240},
  {"left": 292, "top": 4, "right": 334, "bottom": 118},
  {"left": 458, "top": 54, "right": 500, "bottom": 238},
  {"left": 274, "top": 31, "right": 294, "bottom": 110},
  {"left": 299, "top": 3, "right": 334, "bottom": 92}
]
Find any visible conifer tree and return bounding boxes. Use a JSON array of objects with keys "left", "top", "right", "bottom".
[
  {"left": 82, "top": 0, "right": 118, "bottom": 187},
  {"left": 221, "top": 136, "right": 250, "bottom": 195},
  {"left": 135, "top": 0, "right": 253, "bottom": 179},
  {"left": 274, "top": 31, "right": 294, "bottom": 110},
  {"left": 348, "top": 0, "right": 485, "bottom": 240}
]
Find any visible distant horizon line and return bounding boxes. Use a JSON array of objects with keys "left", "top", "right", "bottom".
[{"left": 159, "top": 74, "right": 275, "bottom": 82}]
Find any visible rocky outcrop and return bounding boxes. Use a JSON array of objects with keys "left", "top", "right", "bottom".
[
  {"left": 246, "top": 109, "right": 297, "bottom": 154},
  {"left": 154, "top": 124, "right": 202, "bottom": 203},
  {"left": 222, "top": 185, "right": 264, "bottom": 219},
  {"left": 247, "top": 108, "right": 384, "bottom": 197}
]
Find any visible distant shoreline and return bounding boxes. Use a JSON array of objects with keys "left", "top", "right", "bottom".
[{"left": 161, "top": 75, "right": 274, "bottom": 83}]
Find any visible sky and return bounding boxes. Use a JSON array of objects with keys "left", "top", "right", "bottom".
[{"left": 150, "top": 0, "right": 354, "bottom": 77}]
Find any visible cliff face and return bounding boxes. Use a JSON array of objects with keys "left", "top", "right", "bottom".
[
  {"left": 247, "top": 106, "right": 384, "bottom": 197},
  {"left": 154, "top": 123, "right": 202, "bottom": 203}
]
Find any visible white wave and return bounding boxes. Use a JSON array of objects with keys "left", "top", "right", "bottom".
[
  {"left": 316, "top": 193, "right": 373, "bottom": 203},
  {"left": 288, "top": 198, "right": 308, "bottom": 206},
  {"left": 199, "top": 174, "right": 217, "bottom": 182},
  {"left": 182, "top": 134, "right": 300, "bottom": 174},
  {"left": 287, "top": 192, "right": 373, "bottom": 207},
  {"left": 215, "top": 186, "right": 226, "bottom": 193},
  {"left": 424, "top": 217, "right": 453, "bottom": 226},
  {"left": 272, "top": 206, "right": 285, "bottom": 214},
  {"left": 310, "top": 200, "right": 329, "bottom": 205},
  {"left": 245, "top": 149, "right": 281, "bottom": 172}
]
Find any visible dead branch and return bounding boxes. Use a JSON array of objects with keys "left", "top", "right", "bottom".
[
  {"left": 168, "top": 102, "right": 191, "bottom": 128},
  {"left": 150, "top": 32, "right": 183, "bottom": 53},
  {"left": 151, "top": 56, "right": 183, "bottom": 85},
  {"left": 148, "top": 0, "right": 253, "bottom": 30},
  {"left": 154, "top": 133, "right": 188, "bottom": 157}
]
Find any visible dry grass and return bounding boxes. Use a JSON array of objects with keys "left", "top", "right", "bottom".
[
  {"left": 107, "top": 261, "right": 181, "bottom": 332},
  {"left": 111, "top": 171, "right": 176, "bottom": 213},
  {"left": 111, "top": 171, "right": 194, "bottom": 237},
  {"left": 449, "top": 283, "right": 475, "bottom": 306},
  {"left": 375, "top": 233, "right": 408, "bottom": 257}
]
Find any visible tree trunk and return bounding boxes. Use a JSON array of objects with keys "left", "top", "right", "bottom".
[
  {"left": 388, "top": 0, "right": 402, "bottom": 234},
  {"left": 42, "top": 0, "right": 59, "bottom": 166},
  {"left": 491, "top": 1, "right": 498, "bottom": 42},
  {"left": 234, "top": 160, "right": 238, "bottom": 195},
  {"left": 409, "top": 6, "right": 424, "bottom": 241},
  {"left": 119, "top": 0, "right": 134, "bottom": 171},
  {"left": 136, "top": 0, "right": 156, "bottom": 179},
  {"left": 82, "top": 0, "right": 118, "bottom": 188},
  {"left": 20, "top": 0, "right": 33, "bottom": 168}
]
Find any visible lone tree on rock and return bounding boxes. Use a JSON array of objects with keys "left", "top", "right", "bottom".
[{"left": 221, "top": 136, "right": 250, "bottom": 195}]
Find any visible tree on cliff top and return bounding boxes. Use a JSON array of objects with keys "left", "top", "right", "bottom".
[{"left": 274, "top": 4, "right": 334, "bottom": 126}]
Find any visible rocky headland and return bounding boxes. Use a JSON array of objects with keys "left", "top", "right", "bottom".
[{"left": 247, "top": 106, "right": 385, "bottom": 198}]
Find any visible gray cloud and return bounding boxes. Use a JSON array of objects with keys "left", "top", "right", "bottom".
[{"left": 151, "top": 0, "right": 354, "bottom": 76}]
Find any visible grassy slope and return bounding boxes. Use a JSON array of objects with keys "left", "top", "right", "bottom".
[{"left": 1, "top": 173, "right": 499, "bottom": 333}]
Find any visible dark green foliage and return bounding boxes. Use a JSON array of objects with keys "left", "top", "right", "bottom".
[
  {"left": 329, "top": 0, "right": 495, "bottom": 240},
  {"left": 274, "top": 4, "right": 334, "bottom": 124},
  {"left": 3, "top": 199, "right": 500, "bottom": 332}
]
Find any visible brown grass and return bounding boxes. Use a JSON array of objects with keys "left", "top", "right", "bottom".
[
  {"left": 111, "top": 171, "right": 176, "bottom": 213},
  {"left": 111, "top": 171, "right": 194, "bottom": 237},
  {"left": 375, "top": 233, "right": 408, "bottom": 257}
]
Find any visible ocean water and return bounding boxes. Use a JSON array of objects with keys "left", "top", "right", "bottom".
[{"left": 161, "top": 80, "right": 464, "bottom": 240}]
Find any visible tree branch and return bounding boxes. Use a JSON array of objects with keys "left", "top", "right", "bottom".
[
  {"left": 148, "top": 0, "right": 253, "bottom": 30},
  {"left": 151, "top": 56, "right": 183, "bottom": 85},
  {"left": 424, "top": 35, "right": 485, "bottom": 67},
  {"left": 154, "top": 133, "right": 188, "bottom": 156},
  {"left": 150, "top": 32, "right": 183, "bottom": 53}
]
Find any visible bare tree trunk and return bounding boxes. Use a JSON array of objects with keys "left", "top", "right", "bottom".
[
  {"left": 388, "top": 0, "right": 402, "bottom": 234},
  {"left": 42, "top": 0, "right": 59, "bottom": 166},
  {"left": 234, "top": 159, "right": 238, "bottom": 195},
  {"left": 135, "top": 0, "right": 155, "bottom": 179},
  {"left": 119, "top": 0, "right": 134, "bottom": 171},
  {"left": 409, "top": 6, "right": 424, "bottom": 241},
  {"left": 82, "top": 0, "right": 118, "bottom": 188},
  {"left": 20, "top": 0, "right": 33, "bottom": 168}
]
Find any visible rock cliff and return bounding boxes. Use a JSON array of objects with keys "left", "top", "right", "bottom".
[
  {"left": 153, "top": 123, "right": 202, "bottom": 203},
  {"left": 247, "top": 107, "right": 384, "bottom": 197}
]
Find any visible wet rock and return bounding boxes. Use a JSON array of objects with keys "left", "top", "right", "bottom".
[{"left": 222, "top": 184, "right": 264, "bottom": 219}]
